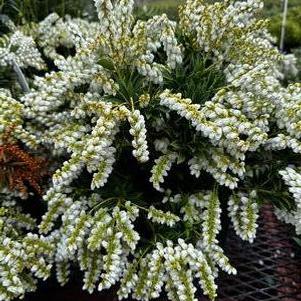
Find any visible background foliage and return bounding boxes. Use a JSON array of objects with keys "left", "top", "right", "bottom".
[
  {"left": 266, "top": 1, "right": 301, "bottom": 51},
  {"left": 0, "top": 0, "right": 95, "bottom": 23}
]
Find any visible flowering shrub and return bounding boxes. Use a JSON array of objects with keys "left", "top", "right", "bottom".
[
  {"left": 0, "top": 189, "right": 54, "bottom": 301},
  {"left": 1, "top": 0, "right": 301, "bottom": 300},
  {"left": 0, "top": 89, "right": 53, "bottom": 300}
]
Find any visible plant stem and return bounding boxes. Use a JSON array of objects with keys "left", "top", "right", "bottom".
[{"left": 11, "top": 59, "right": 30, "bottom": 93}]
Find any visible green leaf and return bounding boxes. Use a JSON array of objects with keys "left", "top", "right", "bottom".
[{"left": 98, "top": 57, "right": 115, "bottom": 70}]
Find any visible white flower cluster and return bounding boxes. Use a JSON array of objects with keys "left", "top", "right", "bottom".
[
  {"left": 0, "top": 89, "right": 38, "bottom": 148},
  {"left": 275, "top": 208, "right": 301, "bottom": 236},
  {"left": 0, "top": 236, "right": 51, "bottom": 300},
  {"left": 0, "top": 31, "right": 45, "bottom": 69},
  {"left": 163, "top": 190, "right": 229, "bottom": 259},
  {"left": 280, "top": 167, "right": 301, "bottom": 205},
  {"left": 264, "top": 134, "right": 301, "bottom": 154},
  {"left": 56, "top": 261, "right": 71, "bottom": 286},
  {"left": 180, "top": 192, "right": 210, "bottom": 223},
  {"left": 179, "top": 0, "right": 276, "bottom": 64},
  {"left": 201, "top": 190, "right": 222, "bottom": 246},
  {"left": 166, "top": 190, "right": 223, "bottom": 249},
  {"left": 142, "top": 14, "right": 182, "bottom": 69},
  {"left": 93, "top": 0, "right": 182, "bottom": 84},
  {"left": 277, "top": 167, "right": 301, "bottom": 234},
  {"left": 188, "top": 147, "right": 245, "bottom": 189},
  {"left": 22, "top": 56, "right": 103, "bottom": 120},
  {"left": 33, "top": 13, "right": 100, "bottom": 61},
  {"left": 119, "top": 239, "right": 218, "bottom": 301},
  {"left": 148, "top": 206, "right": 180, "bottom": 227},
  {"left": 48, "top": 102, "right": 119, "bottom": 190},
  {"left": 150, "top": 152, "right": 177, "bottom": 191},
  {"left": 159, "top": 90, "right": 208, "bottom": 135},
  {"left": 279, "top": 54, "right": 298, "bottom": 80},
  {"left": 160, "top": 87, "right": 270, "bottom": 190},
  {"left": 39, "top": 187, "right": 73, "bottom": 234},
  {"left": 94, "top": 0, "right": 134, "bottom": 40},
  {"left": 0, "top": 190, "right": 54, "bottom": 301},
  {"left": 128, "top": 109, "right": 149, "bottom": 163},
  {"left": 273, "top": 84, "right": 301, "bottom": 151},
  {"left": 228, "top": 191, "right": 259, "bottom": 243},
  {"left": 0, "top": 191, "right": 36, "bottom": 232},
  {"left": 39, "top": 195, "right": 141, "bottom": 294},
  {"left": 263, "top": 83, "right": 301, "bottom": 154},
  {"left": 19, "top": 0, "right": 182, "bottom": 194}
]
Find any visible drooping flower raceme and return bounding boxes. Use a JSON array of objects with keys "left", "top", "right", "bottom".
[{"left": 276, "top": 167, "right": 301, "bottom": 235}]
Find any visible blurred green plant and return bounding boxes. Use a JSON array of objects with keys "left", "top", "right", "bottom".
[
  {"left": 0, "top": 0, "right": 94, "bottom": 24},
  {"left": 269, "top": 6, "right": 301, "bottom": 50},
  {"left": 263, "top": 0, "right": 300, "bottom": 17},
  {"left": 135, "top": 0, "right": 183, "bottom": 20}
]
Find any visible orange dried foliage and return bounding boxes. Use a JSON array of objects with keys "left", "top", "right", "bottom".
[{"left": 0, "top": 143, "right": 47, "bottom": 197}]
